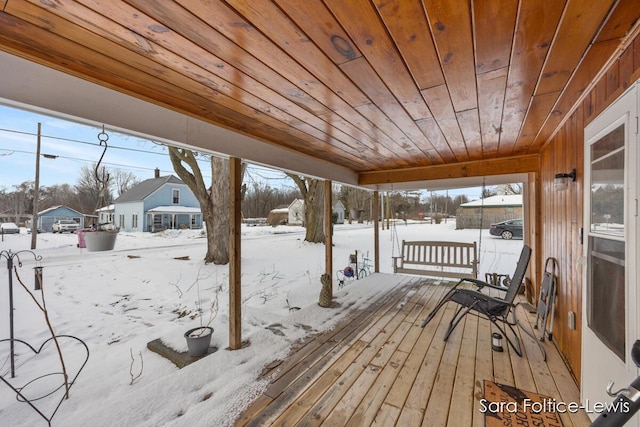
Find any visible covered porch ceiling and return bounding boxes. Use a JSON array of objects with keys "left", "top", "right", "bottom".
[{"left": 0, "top": 1, "right": 639, "bottom": 190}]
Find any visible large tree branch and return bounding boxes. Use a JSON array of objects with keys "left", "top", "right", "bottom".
[
  {"left": 286, "top": 173, "right": 308, "bottom": 197},
  {"left": 168, "top": 147, "right": 209, "bottom": 199}
]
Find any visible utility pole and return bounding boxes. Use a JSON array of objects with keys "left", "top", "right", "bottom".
[{"left": 31, "top": 123, "right": 41, "bottom": 250}]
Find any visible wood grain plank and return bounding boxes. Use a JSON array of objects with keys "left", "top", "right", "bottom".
[
  {"left": 340, "top": 57, "right": 434, "bottom": 163},
  {"left": 111, "top": 0, "right": 390, "bottom": 163},
  {"left": 10, "top": 0, "right": 373, "bottom": 168},
  {"left": 456, "top": 108, "right": 483, "bottom": 161},
  {"left": 532, "top": 39, "right": 620, "bottom": 150},
  {"left": 415, "top": 116, "right": 456, "bottom": 163},
  {"left": 272, "top": 0, "right": 361, "bottom": 65},
  {"left": 402, "top": 303, "right": 457, "bottom": 414},
  {"left": 175, "top": 0, "right": 398, "bottom": 146},
  {"left": 324, "top": 0, "right": 433, "bottom": 121},
  {"left": 264, "top": 0, "right": 416, "bottom": 165},
  {"left": 359, "top": 155, "right": 540, "bottom": 186},
  {"left": 374, "top": 0, "right": 445, "bottom": 90},
  {"left": 373, "top": 402, "right": 402, "bottom": 426},
  {"left": 323, "top": 321, "right": 412, "bottom": 425},
  {"left": 423, "top": 0, "right": 477, "bottom": 112},
  {"left": 477, "top": 67, "right": 508, "bottom": 158},
  {"left": 515, "top": 91, "right": 561, "bottom": 155},
  {"left": 472, "top": 0, "right": 518, "bottom": 74},
  {"left": 500, "top": 0, "right": 565, "bottom": 154},
  {"left": 293, "top": 302, "right": 414, "bottom": 426},
  {"left": 596, "top": 0, "right": 640, "bottom": 43},
  {"left": 536, "top": 0, "right": 616, "bottom": 96},
  {"left": 0, "top": 8, "right": 367, "bottom": 170},
  {"left": 384, "top": 285, "right": 450, "bottom": 409},
  {"left": 220, "top": 0, "right": 367, "bottom": 107},
  {"left": 348, "top": 350, "right": 409, "bottom": 426},
  {"left": 517, "top": 305, "right": 579, "bottom": 427},
  {"left": 421, "top": 313, "right": 465, "bottom": 426},
  {"left": 235, "top": 283, "right": 592, "bottom": 426},
  {"left": 472, "top": 316, "right": 494, "bottom": 427},
  {"left": 446, "top": 313, "right": 477, "bottom": 427},
  {"left": 421, "top": 84, "right": 468, "bottom": 161},
  {"left": 260, "top": 341, "right": 369, "bottom": 427},
  {"left": 265, "top": 282, "right": 414, "bottom": 393},
  {"left": 172, "top": 0, "right": 413, "bottom": 167},
  {"left": 242, "top": 286, "right": 412, "bottom": 426}
]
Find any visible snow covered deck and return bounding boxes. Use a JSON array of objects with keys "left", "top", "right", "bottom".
[{"left": 235, "top": 277, "right": 590, "bottom": 426}]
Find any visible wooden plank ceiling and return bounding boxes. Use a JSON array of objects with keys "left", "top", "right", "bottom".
[{"left": 0, "top": 0, "right": 638, "bottom": 185}]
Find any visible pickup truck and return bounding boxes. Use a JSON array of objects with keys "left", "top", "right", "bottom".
[{"left": 52, "top": 219, "right": 80, "bottom": 233}]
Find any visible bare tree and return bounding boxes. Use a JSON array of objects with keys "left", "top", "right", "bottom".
[
  {"left": 168, "top": 147, "right": 246, "bottom": 264},
  {"left": 241, "top": 182, "right": 300, "bottom": 218},
  {"left": 496, "top": 183, "right": 522, "bottom": 195},
  {"left": 111, "top": 170, "right": 140, "bottom": 196},
  {"left": 338, "top": 186, "right": 370, "bottom": 223},
  {"left": 286, "top": 174, "right": 325, "bottom": 243},
  {"left": 7, "top": 182, "right": 34, "bottom": 222},
  {"left": 76, "top": 164, "right": 113, "bottom": 213}
]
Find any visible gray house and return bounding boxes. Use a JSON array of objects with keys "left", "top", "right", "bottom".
[
  {"left": 36, "top": 205, "right": 84, "bottom": 232},
  {"left": 113, "top": 172, "right": 202, "bottom": 232}
]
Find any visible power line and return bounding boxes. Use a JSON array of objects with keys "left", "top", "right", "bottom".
[
  {"left": 0, "top": 147, "right": 175, "bottom": 175},
  {"left": 0, "top": 126, "right": 172, "bottom": 158},
  {"left": 0, "top": 125, "right": 290, "bottom": 185}
]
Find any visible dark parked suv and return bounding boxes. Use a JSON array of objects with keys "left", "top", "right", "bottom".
[{"left": 489, "top": 219, "right": 523, "bottom": 240}]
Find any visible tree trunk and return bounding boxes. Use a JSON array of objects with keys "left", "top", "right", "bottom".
[
  {"left": 168, "top": 147, "right": 231, "bottom": 264},
  {"left": 304, "top": 179, "right": 325, "bottom": 243},
  {"left": 209, "top": 157, "right": 229, "bottom": 264},
  {"left": 286, "top": 174, "right": 325, "bottom": 243}
]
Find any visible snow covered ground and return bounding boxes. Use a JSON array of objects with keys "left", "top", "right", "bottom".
[{"left": 0, "top": 220, "right": 522, "bottom": 426}]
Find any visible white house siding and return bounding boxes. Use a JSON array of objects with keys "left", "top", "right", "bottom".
[
  {"left": 288, "top": 199, "right": 304, "bottom": 226},
  {"left": 114, "top": 201, "right": 144, "bottom": 232}
]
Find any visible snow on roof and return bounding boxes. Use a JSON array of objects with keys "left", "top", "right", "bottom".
[
  {"left": 146, "top": 206, "right": 201, "bottom": 214},
  {"left": 96, "top": 204, "right": 115, "bottom": 212},
  {"left": 270, "top": 207, "right": 289, "bottom": 213},
  {"left": 460, "top": 194, "right": 522, "bottom": 207}
]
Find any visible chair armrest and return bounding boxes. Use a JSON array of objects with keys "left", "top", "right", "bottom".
[
  {"left": 456, "top": 277, "right": 490, "bottom": 290},
  {"left": 480, "top": 282, "right": 511, "bottom": 292},
  {"left": 459, "top": 290, "right": 513, "bottom": 311}
]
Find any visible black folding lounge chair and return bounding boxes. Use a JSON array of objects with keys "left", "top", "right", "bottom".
[{"left": 420, "top": 245, "right": 532, "bottom": 356}]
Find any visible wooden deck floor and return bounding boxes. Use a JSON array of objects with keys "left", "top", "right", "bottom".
[{"left": 235, "top": 278, "right": 591, "bottom": 427}]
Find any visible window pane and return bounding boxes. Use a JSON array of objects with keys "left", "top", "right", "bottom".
[
  {"left": 588, "top": 237, "right": 625, "bottom": 360},
  {"left": 590, "top": 125, "right": 624, "bottom": 237}
]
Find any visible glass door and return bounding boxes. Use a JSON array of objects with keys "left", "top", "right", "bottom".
[{"left": 582, "top": 83, "right": 638, "bottom": 422}]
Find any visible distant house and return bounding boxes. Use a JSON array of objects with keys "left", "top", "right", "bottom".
[
  {"left": 268, "top": 199, "right": 346, "bottom": 226},
  {"left": 96, "top": 204, "right": 114, "bottom": 227},
  {"left": 333, "top": 200, "right": 345, "bottom": 224},
  {"left": 288, "top": 199, "right": 305, "bottom": 226},
  {"left": 37, "top": 205, "right": 84, "bottom": 232},
  {"left": 456, "top": 194, "right": 523, "bottom": 229},
  {"left": 113, "top": 171, "right": 202, "bottom": 232}
]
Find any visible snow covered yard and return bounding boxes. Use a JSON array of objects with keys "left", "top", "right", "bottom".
[{"left": 0, "top": 221, "right": 522, "bottom": 426}]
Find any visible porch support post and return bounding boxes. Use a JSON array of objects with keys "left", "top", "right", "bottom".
[
  {"left": 324, "top": 180, "right": 333, "bottom": 299},
  {"left": 373, "top": 190, "right": 380, "bottom": 273},
  {"left": 229, "top": 157, "right": 242, "bottom": 350}
]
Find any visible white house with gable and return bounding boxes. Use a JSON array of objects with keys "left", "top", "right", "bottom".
[{"left": 113, "top": 169, "right": 203, "bottom": 232}]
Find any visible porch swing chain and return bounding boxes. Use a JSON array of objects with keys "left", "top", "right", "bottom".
[
  {"left": 478, "top": 178, "right": 486, "bottom": 273},
  {"left": 94, "top": 125, "right": 110, "bottom": 212}
]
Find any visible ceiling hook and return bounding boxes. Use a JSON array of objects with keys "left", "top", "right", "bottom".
[{"left": 95, "top": 125, "right": 110, "bottom": 185}]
